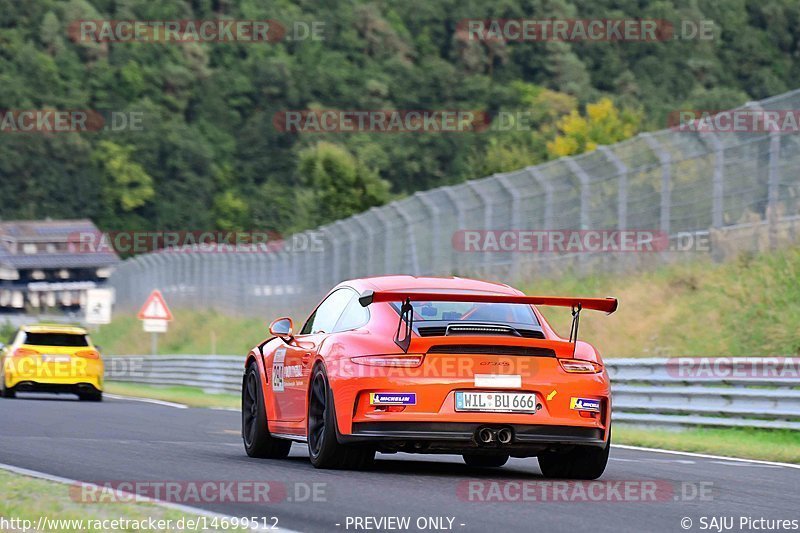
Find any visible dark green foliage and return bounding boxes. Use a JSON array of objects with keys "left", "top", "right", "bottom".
[{"left": 0, "top": 0, "right": 797, "bottom": 237}]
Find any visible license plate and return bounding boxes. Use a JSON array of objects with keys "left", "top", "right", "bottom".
[
  {"left": 455, "top": 391, "right": 537, "bottom": 413},
  {"left": 42, "top": 354, "right": 71, "bottom": 362}
]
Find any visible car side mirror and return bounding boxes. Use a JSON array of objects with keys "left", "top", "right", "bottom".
[{"left": 269, "top": 317, "right": 294, "bottom": 342}]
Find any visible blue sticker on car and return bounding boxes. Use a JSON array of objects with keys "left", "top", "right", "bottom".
[{"left": 370, "top": 392, "right": 416, "bottom": 405}]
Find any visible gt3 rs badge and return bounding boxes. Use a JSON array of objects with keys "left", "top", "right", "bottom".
[
  {"left": 369, "top": 392, "right": 416, "bottom": 405},
  {"left": 570, "top": 397, "right": 601, "bottom": 412}
]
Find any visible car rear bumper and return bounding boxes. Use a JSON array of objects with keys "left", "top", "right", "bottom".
[
  {"left": 350, "top": 421, "right": 603, "bottom": 443},
  {"left": 340, "top": 421, "right": 606, "bottom": 455},
  {"left": 4, "top": 358, "right": 103, "bottom": 390},
  {"left": 10, "top": 380, "right": 102, "bottom": 395}
]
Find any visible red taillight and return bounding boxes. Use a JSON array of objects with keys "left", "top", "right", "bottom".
[
  {"left": 13, "top": 348, "right": 39, "bottom": 358},
  {"left": 559, "top": 358, "right": 603, "bottom": 374},
  {"left": 351, "top": 354, "right": 424, "bottom": 367},
  {"left": 74, "top": 350, "right": 100, "bottom": 360}
]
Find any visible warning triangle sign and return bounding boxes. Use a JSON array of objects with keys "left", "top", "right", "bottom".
[{"left": 137, "top": 290, "right": 173, "bottom": 321}]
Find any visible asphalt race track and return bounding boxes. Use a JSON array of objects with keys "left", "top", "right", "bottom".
[{"left": 1, "top": 394, "right": 797, "bottom": 533}]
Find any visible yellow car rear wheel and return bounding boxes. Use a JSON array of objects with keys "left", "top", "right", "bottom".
[{"left": 78, "top": 390, "right": 102, "bottom": 402}]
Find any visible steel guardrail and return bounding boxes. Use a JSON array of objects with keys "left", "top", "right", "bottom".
[{"left": 106, "top": 356, "right": 800, "bottom": 430}]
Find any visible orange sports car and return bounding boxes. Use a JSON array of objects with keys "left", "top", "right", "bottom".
[{"left": 242, "top": 276, "right": 616, "bottom": 479}]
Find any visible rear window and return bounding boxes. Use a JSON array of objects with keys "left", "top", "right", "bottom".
[
  {"left": 23, "top": 333, "right": 89, "bottom": 347},
  {"left": 392, "top": 301, "right": 540, "bottom": 326}
]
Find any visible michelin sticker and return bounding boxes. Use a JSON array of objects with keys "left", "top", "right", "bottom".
[
  {"left": 272, "top": 347, "right": 286, "bottom": 392},
  {"left": 370, "top": 392, "right": 417, "bottom": 406},
  {"left": 570, "top": 397, "right": 601, "bottom": 412}
]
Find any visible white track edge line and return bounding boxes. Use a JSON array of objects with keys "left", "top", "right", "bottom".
[
  {"left": 614, "top": 444, "right": 800, "bottom": 469},
  {"left": 0, "top": 462, "right": 303, "bottom": 533},
  {"left": 104, "top": 393, "right": 189, "bottom": 409}
]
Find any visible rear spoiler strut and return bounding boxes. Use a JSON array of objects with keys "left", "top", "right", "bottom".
[{"left": 358, "top": 290, "right": 618, "bottom": 352}]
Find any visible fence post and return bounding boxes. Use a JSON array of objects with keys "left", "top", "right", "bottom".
[
  {"left": 699, "top": 132, "right": 725, "bottom": 228},
  {"left": 414, "top": 191, "right": 440, "bottom": 274},
  {"left": 565, "top": 159, "right": 591, "bottom": 230},
  {"left": 441, "top": 186, "right": 465, "bottom": 275},
  {"left": 526, "top": 166, "right": 554, "bottom": 230},
  {"left": 316, "top": 226, "right": 330, "bottom": 289},
  {"left": 327, "top": 225, "right": 342, "bottom": 284},
  {"left": 466, "top": 180, "right": 492, "bottom": 273},
  {"left": 391, "top": 203, "right": 421, "bottom": 276},
  {"left": 494, "top": 172, "right": 521, "bottom": 281},
  {"left": 642, "top": 133, "right": 672, "bottom": 234},
  {"left": 337, "top": 220, "right": 358, "bottom": 279},
  {"left": 353, "top": 214, "right": 374, "bottom": 276},
  {"left": 369, "top": 207, "right": 392, "bottom": 275},
  {"left": 768, "top": 130, "right": 781, "bottom": 249},
  {"left": 599, "top": 146, "right": 629, "bottom": 230}
]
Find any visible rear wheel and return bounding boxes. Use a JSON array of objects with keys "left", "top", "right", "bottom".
[
  {"left": 242, "top": 362, "right": 292, "bottom": 459},
  {"left": 462, "top": 454, "right": 509, "bottom": 468},
  {"left": 0, "top": 383, "right": 15, "bottom": 398},
  {"left": 78, "top": 391, "right": 102, "bottom": 402},
  {"left": 538, "top": 431, "right": 610, "bottom": 480},
  {"left": 307, "top": 365, "right": 375, "bottom": 470}
]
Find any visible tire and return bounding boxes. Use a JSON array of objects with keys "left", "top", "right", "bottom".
[
  {"left": 79, "top": 391, "right": 102, "bottom": 402},
  {"left": 242, "top": 362, "right": 292, "bottom": 459},
  {"left": 462, "top": 454, "right": 509, "bottom": 468},
  {"left": 538, "top": 430, "right": 610, "bottom": 480},
  {"left": 307, "top": 364, "right": 375, "bottom": 470},
  {"left": 1, "top": 384, "right": 15, "bottom": 398}
]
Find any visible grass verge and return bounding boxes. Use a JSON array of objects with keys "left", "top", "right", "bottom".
[
  {"left": 93, "top": 246, "right": 800, "bottom": 357},
  {"left": 92, "top": 311, "right": 266, "bottom": 356},
  {"left": 105, "top": 382, "right": 239, "bottom": 409},
  {"left": 614, "top": 425, "right": 800, "bottom": 464},
  {"left": 0, "top": 468, "right": 213, "bottom": 533},
  {"left": 527, "top": 246, "right": 800, "bottom": 357}
]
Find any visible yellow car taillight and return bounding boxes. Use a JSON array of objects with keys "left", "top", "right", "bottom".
[
  {"left": 351, "top": 354, "right": 425, "bottom": 367},
  {"left": 74, "top": 350, "right": 100, "bottom": 360},
  {"left": 13, "top": 348, "right": 39, "bottom": 358},
  {"left": 559, "top": 358, "right": 603, "bottom": 374}
]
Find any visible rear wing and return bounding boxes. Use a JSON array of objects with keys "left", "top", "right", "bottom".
[
  {"left": 358, "top": 290, "right": 617, "bottom": 352},
  {"left": 358, "top": 290, "right": 618, "bottom": 314}
]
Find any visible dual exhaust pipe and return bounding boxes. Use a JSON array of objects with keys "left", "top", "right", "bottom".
[{"left": 476, "top": 426, "right": 513, "bottom": 445}]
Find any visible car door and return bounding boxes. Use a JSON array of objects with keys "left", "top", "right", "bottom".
[{"left": 280, "top": 288, "right": 355, "bottom": 421}]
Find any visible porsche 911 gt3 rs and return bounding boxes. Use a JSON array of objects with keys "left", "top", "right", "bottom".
[{"left": 242, "top": 276, "right": 616, "bottom": 479}]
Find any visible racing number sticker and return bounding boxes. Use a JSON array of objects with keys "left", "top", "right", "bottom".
[{"left": 272, "top": 347, "right": 286, "bottom": 392}]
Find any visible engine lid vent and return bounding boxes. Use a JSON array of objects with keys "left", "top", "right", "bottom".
[{"left": 445, "top": 324, "right": 519, "bottom": 337}]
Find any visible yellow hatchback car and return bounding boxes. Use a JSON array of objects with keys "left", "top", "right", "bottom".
[{"left": 0, "top": 324, "right": 103, "bottom": 401}]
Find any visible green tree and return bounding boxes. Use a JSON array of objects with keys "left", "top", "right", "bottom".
[
  {"left": 295, "top": 142, "right": 390, "bottom": 228},
  {"left": 92, "top": 141, "right": 154, "bottom": 212},
  {"left": 547, "top": 98, "right": 641, "bottom": 158}
]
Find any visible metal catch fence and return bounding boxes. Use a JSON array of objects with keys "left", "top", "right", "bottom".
[{"left": 110, "top": 89, "right": 800, "bottom": 317}]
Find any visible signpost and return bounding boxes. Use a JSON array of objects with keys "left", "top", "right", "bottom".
[
  {"left": 85, "top": 288, "right": 114, "bottom": 325},
  {"left": 138, "top": 290, "right": 173, "bottom": 355}
]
